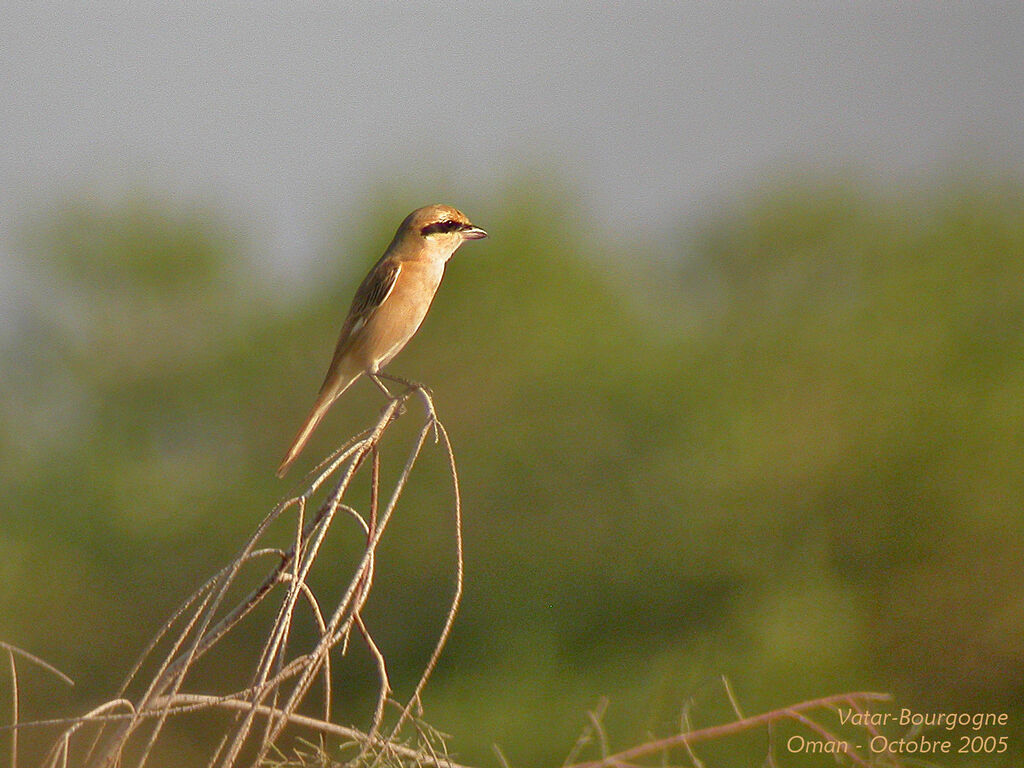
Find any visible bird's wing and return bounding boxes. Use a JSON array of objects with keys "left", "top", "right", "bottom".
[
  {"left": 277, "top": 257, "right": 402, "bottom": 478},
  {"left": 331, "top": 257, "right": 402, "bottom": 360}
]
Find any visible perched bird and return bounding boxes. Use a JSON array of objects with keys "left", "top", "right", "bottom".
[{"left": 276, "top": 204, "right": 487, "bottom": 477}]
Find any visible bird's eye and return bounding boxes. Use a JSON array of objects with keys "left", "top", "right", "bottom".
[{"left": 421, "top": 220, "right": 463, "bottom": 236}]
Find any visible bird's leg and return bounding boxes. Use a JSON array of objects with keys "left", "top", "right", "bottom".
[
  {"left": 368, "top": 373, "right": 394, "bottom": 398},
  {"left": 369, "top": 372, "right": 408, "bottom": 417},
  {"left": 376, "top": 373, "right": 437, "bottom": 437}
]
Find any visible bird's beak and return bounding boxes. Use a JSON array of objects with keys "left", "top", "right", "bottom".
[{"left": 462, "top": 226, "right": 488, "bottom": 240}]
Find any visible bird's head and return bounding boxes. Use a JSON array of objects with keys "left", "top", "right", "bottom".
[{"left": 395, "top": 204, "right": 487, "bottom": 258}]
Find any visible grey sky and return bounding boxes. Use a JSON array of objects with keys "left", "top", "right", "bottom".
[{"left": 3, "top": 2, "right": 1023, "bottom": 278}]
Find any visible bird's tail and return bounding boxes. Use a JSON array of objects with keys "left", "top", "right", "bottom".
[{"left": 276, "top": 370, "right": 360, "bottom": 477}]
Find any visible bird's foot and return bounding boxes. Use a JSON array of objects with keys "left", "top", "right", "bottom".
[{"left": 373, "top": 373, "right": 435, "bottom": 417}]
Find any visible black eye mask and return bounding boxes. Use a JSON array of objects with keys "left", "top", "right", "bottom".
[{"left": 420, "top": 219, "right": 465, "bottom": 236}]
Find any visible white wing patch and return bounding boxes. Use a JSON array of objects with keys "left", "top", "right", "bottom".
[{"left": 349, "top": 314, "right": 366, "bottom": 338}]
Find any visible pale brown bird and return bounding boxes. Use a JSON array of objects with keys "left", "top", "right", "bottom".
[{"left": 276, "top": 204, "right": 487, "bottom": 477}]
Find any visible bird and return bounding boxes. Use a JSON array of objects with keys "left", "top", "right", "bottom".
[{"left": 276, "top": 204, "right": 487, "bottom": 477}]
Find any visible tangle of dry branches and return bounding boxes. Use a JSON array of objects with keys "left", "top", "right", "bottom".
[
  {"left": 10, "top": 385, "right": 463, "bottom": 768},
  {"left": 2, "top": 388, "right": 905, "bottom": 768}
]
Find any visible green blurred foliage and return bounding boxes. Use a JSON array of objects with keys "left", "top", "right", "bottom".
[{"left": 2, "top": 173, "right": 1023, "bottom": 766}]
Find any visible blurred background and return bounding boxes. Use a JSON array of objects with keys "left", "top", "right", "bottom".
[{"left": 3, "top": 3, "right": 1024, "bottom": 766}]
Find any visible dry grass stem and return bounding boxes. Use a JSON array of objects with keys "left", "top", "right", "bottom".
[
  {"left": 562, "top": 698, "right": 609, "bottom": 768},
  {"left": 0, "top": 641, "right": 74, "bottom": 768}
]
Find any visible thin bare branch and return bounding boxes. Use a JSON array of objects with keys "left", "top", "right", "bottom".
[
  {"left": 721, "top": 676, "right": 744, "bottom": 720},
  {"left": 386, "top": 418, "right": 463, "bottom": 744},
  {"left": 563, "top": 698, "right": 609, "bottom": 767},
  {"left": 785, "top": 709, "right": 873, "bottom": 768},
  {"left": 8, "top": 649, "right": 17, "bottom": 768},
  {"left": 0, "top": 642, "right": 74, "bottom": 687},
  {"left": 144, "top": 694, "right": 477, "bottom": 768},
  {"left": 565, "top": 692, "right": 892, "bottom": 768}
]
